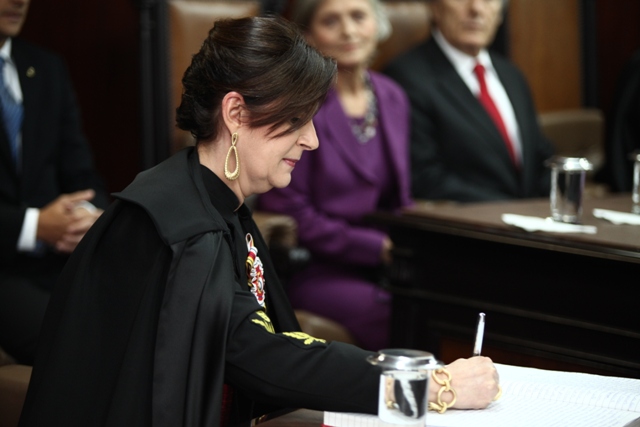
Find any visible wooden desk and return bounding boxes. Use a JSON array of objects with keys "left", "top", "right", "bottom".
[{"left": 368, "top": 194, "right": 640, "bottom": 378}]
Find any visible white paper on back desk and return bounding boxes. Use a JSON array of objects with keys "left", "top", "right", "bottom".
[{"left": 323, "top": 364, "right": 640, "bottom": 427}]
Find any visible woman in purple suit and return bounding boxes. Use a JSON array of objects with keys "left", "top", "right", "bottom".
[{"left": 258, "top": 0, "right": 412, "bottom": 350}]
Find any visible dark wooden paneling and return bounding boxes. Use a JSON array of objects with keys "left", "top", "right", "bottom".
[
  {"left": 20, "top": 0, "right": 141, "bottom": 195},
  {"left": 508, "top": 0, "right": 582, "bottom": 112},
  {"left": 595, "top": 0, "right": 640, "bottom": 119}
]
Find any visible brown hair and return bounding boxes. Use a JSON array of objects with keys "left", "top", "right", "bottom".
[{"left": 176, "top": 16, "right": 337, "bottom": 142}]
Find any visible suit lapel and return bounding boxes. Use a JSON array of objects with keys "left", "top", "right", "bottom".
[
  {"left": 319, "top": 88, "right": 377, "bottom": 184},
  {"left": 439, "top": 79, "right": 507, "bottom": 150},
  {"left": 0, "top": 112, "right": 14, "bottom": 175},
  {"left": 13, "top": 39, "right": 39, "bottom": 183},
  {"left": 0, "top": 41, "right": 31, "bottom": 182},
  {"left": 428, "top": 41, "right": 514, "bottom": 165}
]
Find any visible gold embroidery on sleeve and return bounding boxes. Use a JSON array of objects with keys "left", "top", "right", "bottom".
[
  {"left": 251, "top": 311, "right": 275, "bottom": 333},
  {"left": 282, "top": 332, "right": 326, "bottom": 345}
]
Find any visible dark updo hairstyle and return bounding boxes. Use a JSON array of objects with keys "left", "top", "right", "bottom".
[{"left": 176, "top": 16, "right": 337, "bottom": 142}]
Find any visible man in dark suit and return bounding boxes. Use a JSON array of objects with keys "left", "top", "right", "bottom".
[
  {"left": 0, "top": 0, "right": 108, "bottom": 364},
  {"left": 384, "top": 0, "right": 554, "bottom": 202}
]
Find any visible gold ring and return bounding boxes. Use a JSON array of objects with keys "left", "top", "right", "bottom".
[{"left": 493, "top": 384, "right": 503, "bottom": 401}]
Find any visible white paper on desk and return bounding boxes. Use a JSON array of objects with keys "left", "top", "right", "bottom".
[
  {"left": 324, "top": 364, "right": 640, "bottom": 427},
  {"left": 323, "top": 412, "right": 380, "bottom": 427},
  {"left": 593, "top": 208, "right": 640, "bottom": 225},
  {"left": 427, "top": 364, "right": 640, "bottom": 427},
  {"left": 501, "top": 213, "right": 597, "bottom": 234}
]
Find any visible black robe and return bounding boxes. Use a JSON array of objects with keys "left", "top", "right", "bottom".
[{"left": 19, "top": 148, "right": 380, "bottom": 427}]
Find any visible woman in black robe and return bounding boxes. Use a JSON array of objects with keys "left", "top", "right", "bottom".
[{"left": 19, "top": 16, "right": 499, "bottom": 427}]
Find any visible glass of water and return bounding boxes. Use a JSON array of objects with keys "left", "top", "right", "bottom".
[
  {"left": 545, "top": 156, "right": 593, "bottom": 224},
  {"left": 631, "top": 151, "right": 640, "bottom": 214}
]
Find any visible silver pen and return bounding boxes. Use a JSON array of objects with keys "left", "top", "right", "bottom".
[{"left": 472, "top": 312, "right": 486, "bottom": 356}]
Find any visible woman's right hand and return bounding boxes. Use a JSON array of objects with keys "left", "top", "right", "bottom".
[{"left": 429, "top": 356, "right": 500, "bottom": 410}]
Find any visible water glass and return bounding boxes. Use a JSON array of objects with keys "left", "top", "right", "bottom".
[
  {"left": 631, "top": 151, "right": 640, "bottom": 214},
  {"left": 367, "top": 349, "right": 443, "bottom": 426},
  {"left": 546, "top": 156, "right": 593, "bottom": 224}
]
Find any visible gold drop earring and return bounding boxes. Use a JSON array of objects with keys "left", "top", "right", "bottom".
[{"left": 224, "top": 132, "right": 240, "bottom": 181}]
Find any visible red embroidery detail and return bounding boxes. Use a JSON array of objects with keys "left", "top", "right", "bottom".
[{"left": 245, "top": 233, "right": 266, "bottom": 307}]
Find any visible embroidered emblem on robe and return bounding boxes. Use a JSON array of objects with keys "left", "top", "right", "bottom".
[
  {"left": 251, "top": 311, "right": 275, "bottom": 333},
  {"left": 282, "top": 332, "right": 327, "bottom": 345},
  {"left": 245, "top": 233, "right": 266, "bottom": 307}
]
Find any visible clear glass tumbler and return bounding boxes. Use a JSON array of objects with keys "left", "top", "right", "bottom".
[
  {"left": 631, "top": 151, "right": 640, "bottom": 214},
  {"left": 367, "top": 349, "right": 443, "bottom": 426},
  {"left": 545, "top": 156, "right": 593, "bottom": 224}
]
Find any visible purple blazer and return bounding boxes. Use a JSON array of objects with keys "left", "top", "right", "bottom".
[{"left": 258, "top": 72, "right": 412, "bottom": 268}]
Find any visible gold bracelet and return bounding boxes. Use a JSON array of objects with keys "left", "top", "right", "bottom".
[
  {"left": 428, "top": 368, "right": 457, "bottom": 414},
  {"left": 493, "top": 384, "right": 503, "bottom": 401}
]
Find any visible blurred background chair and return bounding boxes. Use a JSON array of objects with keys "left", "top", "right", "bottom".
[
  {"left": 0, "top": 346, "right": 31, "bottom": 427},
  {"left": 371, "top": 1, "right": 431, "bottom": 71},
  {"left": 139, "top": 0, "right": 261, "bottom": 167},
  {"left": 167, "top": 0, "right": 262, "bottom": 152},
  {"left": 538, "top": 108, "right": 608, "bottom": 196}
]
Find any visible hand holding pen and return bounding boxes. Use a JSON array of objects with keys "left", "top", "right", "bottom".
[{"left": 472, "top": 312, "right": 502, "bottom": 401}]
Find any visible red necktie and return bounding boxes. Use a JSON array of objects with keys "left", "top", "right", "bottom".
[{"left": 473, "top": 63, "right": 518, "bottom": 166}]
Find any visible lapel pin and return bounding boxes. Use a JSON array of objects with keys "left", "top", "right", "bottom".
[{"left": 26, "top": 67, "right": 36, "bottom": 78}]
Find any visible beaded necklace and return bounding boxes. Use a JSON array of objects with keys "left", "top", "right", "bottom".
[{"left": 349, "top": 73, "right": 378, "bottom": 144}]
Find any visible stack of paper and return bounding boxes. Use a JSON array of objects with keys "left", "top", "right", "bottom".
[{"left": 323, "top": 364, "right": 640, "bottom": 427}]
